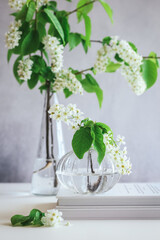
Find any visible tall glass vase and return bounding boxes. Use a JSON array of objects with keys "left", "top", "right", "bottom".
[{"left": 31, "top": 86, "right": 65, "bottom": 196}]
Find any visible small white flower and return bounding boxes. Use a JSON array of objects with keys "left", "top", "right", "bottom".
[
  {"left": 53, "top": 69, "right": 83, "bottom": 95},
  {"left": 17, "top": 58, "right": 33, "bottom": 81},
  {"left": 9, "top": 0, "right": 26, "bottom": 11},
  {"left": 41, "top": 209, "right": 63, "bottom": 227},
  {"left": 49, "top": 103, "right": 84, "bottom": 130},
  {"left": 104, "top": 132, "right": 131, "bottom": 175},
  {"left": 116, "top": 135, "right": 125, "bottom": 145},
  {"left": 42, "top": 35, "right": 64, "bottom": 73},
  {"left": 5, "top": 20, "right": 22, "bottom": 49}
]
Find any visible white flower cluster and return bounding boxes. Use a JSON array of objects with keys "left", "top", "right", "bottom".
[
  {"left": 9, "top": 0, "right": 49, "bottom": 11},
  {"left": 53, "top": 69, "right": 83, "bottom": 95},
  {"left": 42, "top": 35, "right": 64, "bottom": 73},
  {"left": 41, "top": 209, "right": 63, "bottom": 227},
  {"left": 17, "top": 58, "right": 33, "bottom": 81},
  {"left": 8, "top": 0, "right": 25, "bottom": 11},
  {"left": 49, "top": 103, "right": 84, "bottom": 130},
  {"left": 103, "top": 133, "right": 132, "bottom": 175},
  {"left": 94, "top": 36, "right": 146, "bottom": 96},
  {"left": 5, "top": 20, "right": 22, "bottom": 49},
  {"left": 94, "top": 44, "right": 112, "bottom": 73}
]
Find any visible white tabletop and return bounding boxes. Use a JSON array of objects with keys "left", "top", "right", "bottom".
[{"left": 0, "top": 183, "right": 160, "bottom": 240}]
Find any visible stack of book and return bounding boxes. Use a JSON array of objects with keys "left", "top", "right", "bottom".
[{"left": 56, "top": 183, "right": 160, "bottom": 219}]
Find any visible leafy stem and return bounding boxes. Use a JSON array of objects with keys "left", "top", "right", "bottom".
[{"left": 66, "top": 0, "right": 97, "bottom": 16}]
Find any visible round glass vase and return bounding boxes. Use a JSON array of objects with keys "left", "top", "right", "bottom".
[
  {"left": 31, "top": 88, "right": 65, "bottom": 196},
  {"left": 57, "top": 149, "right": 121, "bottom": 194}
]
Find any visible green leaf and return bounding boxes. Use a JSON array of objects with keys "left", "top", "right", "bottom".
[
  {"left": 99, "top": 0, "right": 113, "bottom": 23},
  {"left": 142, "top": 60, "right": 158, "bottom": 89},
  {"left": 83, "top": 13, "right": 91, "bottom": 46},
  {"left": 102, "top": 36, "right": 111, "bottom": 45},
  {"left": 68, "top": 33, "right": 81, "bottom": 50},
  {"left": 77, "top": 0, "right": 93, "bottom": 22},
  {"left": 27, "top": 73, "right": 39, "bottom": 89},
  {"left": 44, "top": 9, "right": 65, "bottom": 43},
  {"left": 93, "top": 125, "right": 106, "bottom": 164},
  {"left": 12, "top": 22, "right": 30, "bottom": 55},
  {"left": 37, "top": 21, "right": 46, "bottom": 41},
  {"left": 42, "top": 49, "right": 49, "bottom": 64},
  {"left": 114, "top": 53, "right": 123, "bottom": 62},
  {"left": 148, "top": 52, "right": 159, "bottom": 68},
  {"left": 95, "top": 122, "right": 113, "bottom": 135},
  {"left": 72, "top": 127, "right": 93, "bottom": 159},
  {"left": 7, "top": 50, "right": 13, "bottom": 62},
  {"left": 31, "top": 55, "right": 47, "bottom": 74},
  {"left": 15, "top": 5, "right": 28, "bottom": 21},
  {"left": 81, "top": 37, "right": 88, "bottom": 53},
  {"left": 63, "top": 88, "right": 73, "bottom": 98},
  {"left": 81, "top": 74, "right": 103, "bottom": 108},
  {"left": 11, "top": 215, "right": 31, "bottom": 226},
  {"left": 61, "top": 16, "right": 70, "bottom": 44},
  {"left": 26, "top": 1, "right": 36, "bottom": 22},
  {"left": 21, "top": 30, "right": 40, "bottom": 55},
  {"left": 39, "top": 84, "right": 48, "bottom": 93},
  {"left": 128, "top": 41, "right": 137, "bottom": 53},
  {"left": 13, "top": 56, "right": 24, "bottom": 85},
  {"left": 106, "top": 62, "right": 121, "bottom": 72}
]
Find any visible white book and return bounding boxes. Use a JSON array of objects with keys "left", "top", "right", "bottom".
[
  {"left": 57, "top": 183, "right": 160, "bottom": 206},
  {"left": 56, "top": 205, "right": 160, "bottom": 220}
]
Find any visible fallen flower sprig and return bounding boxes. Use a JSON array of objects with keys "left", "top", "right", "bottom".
[{"left": 11, "top": 209, "right": 69, "bottom": 227}]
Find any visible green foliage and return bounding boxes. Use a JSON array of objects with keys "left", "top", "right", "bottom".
[
  {"left": 44, "top": 9, "right": 65, "bottom": 44},
  {"left": 114, "top": 53, "right": 123, "bottom": 62},
  {"left": 12, "top": 22, "right": 30, "bottom": 55},
  {"left": 72, "top": 127, "right": 93, "bottom": 159},
  {"left": 95, "top": 122, "right": 113, "bottom": 135},
  {"left": 15, "top": 5, "right": 28, "bottom": 21},
  {"left": 142, "top": 60, "right": 158, "bottom": 89},
  {"left": 80, "top": 74, "right": 103, "bottom": 108},
  {"left": 27, "top": 73, "right": 39, "bottom": 89},
  {"left": 21, "top": 30, "right": 40, "bottom": 55},
  {"left": 37, "top": 22, "right": 46, "bottom": 42},
  {"left": 77, "top": 0, "right": 93, "bottom": 22},
  {"left": 7, "top": 50, "right": 13, "bottom": 62},
  {"left": 68, "top": 33, "right": 81, "bottom": 50},
  {"left": 72, "top": 119, "right": 113, "bottom": 164},
  {"left": 128, "top": 41, "right": 137, "bottom": 52},
  {"left": 63, "top": 88, "right": 73, "bottom": 97},
  {"left": 26, "top": 1, "right": 36, "bottom": 22},
  {"left": 11, "top": 209, "right": 44, "bottom": 226},
  {"left": 106, "top": 62, "right": 121, "bottom": 72},
  {"left": 98, "top": 0, "right": 113, "bottom": 23},
  {"left": 13, "top": 56, "right": 24, "bottom": 85},
  {"left": 83, "top": 14, "right": 91, "bottom": 46},
  {"left": 92, "top": 125, "right": 106, "bottom": 164},
  {"left": 102, "top": 36, "right": 111, "bottom": 45},
  {"left": 148, "top": 52, "right": 159, "bottom": 68}
]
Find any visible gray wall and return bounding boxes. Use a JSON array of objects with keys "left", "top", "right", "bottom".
[{"left": 0, "top": 0, "right": 160, "bottom": 182}]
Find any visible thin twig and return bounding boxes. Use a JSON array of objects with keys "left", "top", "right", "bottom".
[
  {"left": 75, "top": 68, "right": 92, "bottom": 75},
  {"left": 90, "top": 39, "right": 103, "bottom": 44},
  {"left": 66, "top": 0, "right": 97, "bottom": 16}
]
